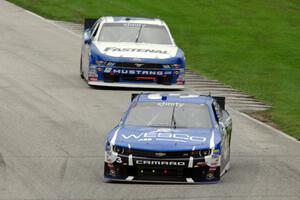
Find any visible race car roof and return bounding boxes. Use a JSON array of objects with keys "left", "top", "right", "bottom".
[
  {"left": 101, "top": 16, "right": 165, "bottom": 26},
  {"left": 135, "top": 93, "right": 214, "bottom": 104}
]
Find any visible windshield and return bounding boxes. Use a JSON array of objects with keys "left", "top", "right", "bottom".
[
  {"left": 98, "top": 23, "right": 173, "bottom": 45},
  {"left": 124, "top": 102, "right": 212, "bottom": 129}
]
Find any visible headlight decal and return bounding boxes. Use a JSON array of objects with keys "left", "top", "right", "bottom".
[
  {"left": 112, "top": 145, "right": 125, "bottom": 154},
  {"left": 128, "top": 154, "right": 133, "bottom": 166},
  {"left": 199, "top": 149, "right": 212, "bottom": 157}
]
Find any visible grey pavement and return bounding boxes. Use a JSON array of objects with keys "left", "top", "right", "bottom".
[{"left": 0, "top": 1, "right": 299, "bottom": 199}]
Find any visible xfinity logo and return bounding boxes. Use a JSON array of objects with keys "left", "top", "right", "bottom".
[
  {"left": 121, "top": 129, "right": 206, "bottom": 143},
  {"left": 104, "top": 68, "right": 172, "bottom": 76},
  {"left": 158, "top": 102, "right": 184, "bottom": 108},
  {"left": 104, "top": 47, "right": 168, "bottom": 54},
  {"left": 136, "top": 160, "right": 185, "bottom": 166}
]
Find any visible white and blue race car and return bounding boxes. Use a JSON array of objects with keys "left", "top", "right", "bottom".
[
  {"left": 80, "top": 17, "right": 185, "bottom": 89},
  {"left": 104, "top": 93, "right": 232, "bottom": 183}
]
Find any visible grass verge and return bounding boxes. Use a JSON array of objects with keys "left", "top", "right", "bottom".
[{"left": 7, "top": 0, "right": 300, "bottom": 140}]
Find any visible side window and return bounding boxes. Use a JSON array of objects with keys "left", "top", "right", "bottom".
[
  {"left": 91, "top": 23, "right": 100, "bottom": 38},
  {"left": 213, "top": 100, "right": 223, "bottom": 121}
]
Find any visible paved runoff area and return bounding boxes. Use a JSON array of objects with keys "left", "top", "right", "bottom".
[{"left": 0, "top": 1, "right": 299, "bottom": 199}]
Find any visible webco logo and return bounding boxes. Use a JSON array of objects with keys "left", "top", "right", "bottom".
[{"left": 121, "top": 129, "right": 206, "bottom": 143}]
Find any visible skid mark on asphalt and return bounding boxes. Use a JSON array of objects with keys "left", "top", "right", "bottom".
[
  {"left": 0, "top": 153, "right": 6, "bottom": 169},
  {"left": 59, "top": 157, "right": 68, "bottom": 181}
]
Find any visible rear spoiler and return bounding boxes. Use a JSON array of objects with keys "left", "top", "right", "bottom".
[
  {"left": 84, "top": 18, "right": 98, "bottom": 30},
  {"left": 131, "top": 93, "right": 225, "bottom": 109},
  {"left": 213, "top": 96, "right": 225, "bottom": 110}
]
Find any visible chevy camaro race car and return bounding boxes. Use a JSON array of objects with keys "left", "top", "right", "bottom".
[
  {"left": 104, "top": 93, "right": 232, "bottom": 183},
  {"left": 80, "top": 16, "right": 185, "bottom": 89}
]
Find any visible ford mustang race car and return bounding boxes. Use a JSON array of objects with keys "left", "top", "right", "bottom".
[
  {"left": 104, "top": 93, "right": 232, "bottom": 183},
  {"left": 80, "top": 17, "right": 185, "bottom": 89}
]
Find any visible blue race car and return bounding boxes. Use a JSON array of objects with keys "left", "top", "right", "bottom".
[
  {"left": 104, "top": 93, "right": 232, "bottom": 183},
  {"left": 80, "top": 17, "right": 185, "bottom": 89}
]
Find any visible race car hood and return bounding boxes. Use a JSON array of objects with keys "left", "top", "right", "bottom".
[
  {"left": 94, "top": 42, "right": 179, "bottom": 60},
  {"left": 108, "top": 126, "right": 221, "bottom": 152}
]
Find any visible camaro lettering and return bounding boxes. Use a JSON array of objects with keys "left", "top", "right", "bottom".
[
  {"left": 104, "top": 47, "right": 168, "bottom": 54},
  {"left": 136, "top": 160, "right": 185, "bottom": 166}
]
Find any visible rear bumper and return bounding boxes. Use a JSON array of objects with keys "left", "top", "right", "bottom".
[{"left": 88, "top": 81, "right": 184, "bottom": 89}]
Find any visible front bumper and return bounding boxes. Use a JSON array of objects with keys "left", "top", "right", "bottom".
[
  {"left": 87, "top": 65, "right": 185, "bottom": 89},
  {"left": 104, "top": 151, "right": 220, "bottom": 183},
  {"left": 88, "top": 81, "right": 184, "bottom": 89}
]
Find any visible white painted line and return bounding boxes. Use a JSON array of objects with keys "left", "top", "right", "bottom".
[
  {"left": 24, "top": 10, "right": 81, "bottom": 38},
  {"left": 190, "top": 88, "right": 299, "bottom": 143},
  {"left": 229, "top": 107, "right": 299, "bottom": 143}
]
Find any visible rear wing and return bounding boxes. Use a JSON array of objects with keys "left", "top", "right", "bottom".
[
  {"left": 213, "top": 96, "right": 225, "bottom": 110},
  {"left": 84, "top": 18, "right": 98, "bottom": 30},
  {"left": 131, "top": 93, "right": 225, "bottom": 109}
]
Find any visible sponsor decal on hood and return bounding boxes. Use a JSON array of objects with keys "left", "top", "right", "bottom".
[
  {"left": 121, "top": 129, "right": 206, "bottom": 143},
  {"left": 108, "top": 126, "right": 220, "bottom": 152},
  {"left": 95, "top": 42, "right": 178, "bottom": 59}
]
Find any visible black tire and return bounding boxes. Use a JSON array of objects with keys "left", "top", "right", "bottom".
[{"left": 80, "top": 56, "right": 84, "bottom": 79}]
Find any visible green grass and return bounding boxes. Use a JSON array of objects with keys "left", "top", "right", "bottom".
[{"left": 8, "top": 0, "right": 300, "bottom": 140}]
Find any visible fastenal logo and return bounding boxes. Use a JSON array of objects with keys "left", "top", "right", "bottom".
[{"left": 104, "top": 47, "right": 168, "bottom": 54}]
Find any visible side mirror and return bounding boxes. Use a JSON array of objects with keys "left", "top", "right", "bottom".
[
  {"left": 83, "top": 29, "right": 92, "bottom": 44},
  {"left": 219, "top": 121, "right": 225, "bottom": 129}
]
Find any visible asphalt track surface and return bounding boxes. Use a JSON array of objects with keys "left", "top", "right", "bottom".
[{"left": 0, "top": 1, "right": 299, "bottom": 199}]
